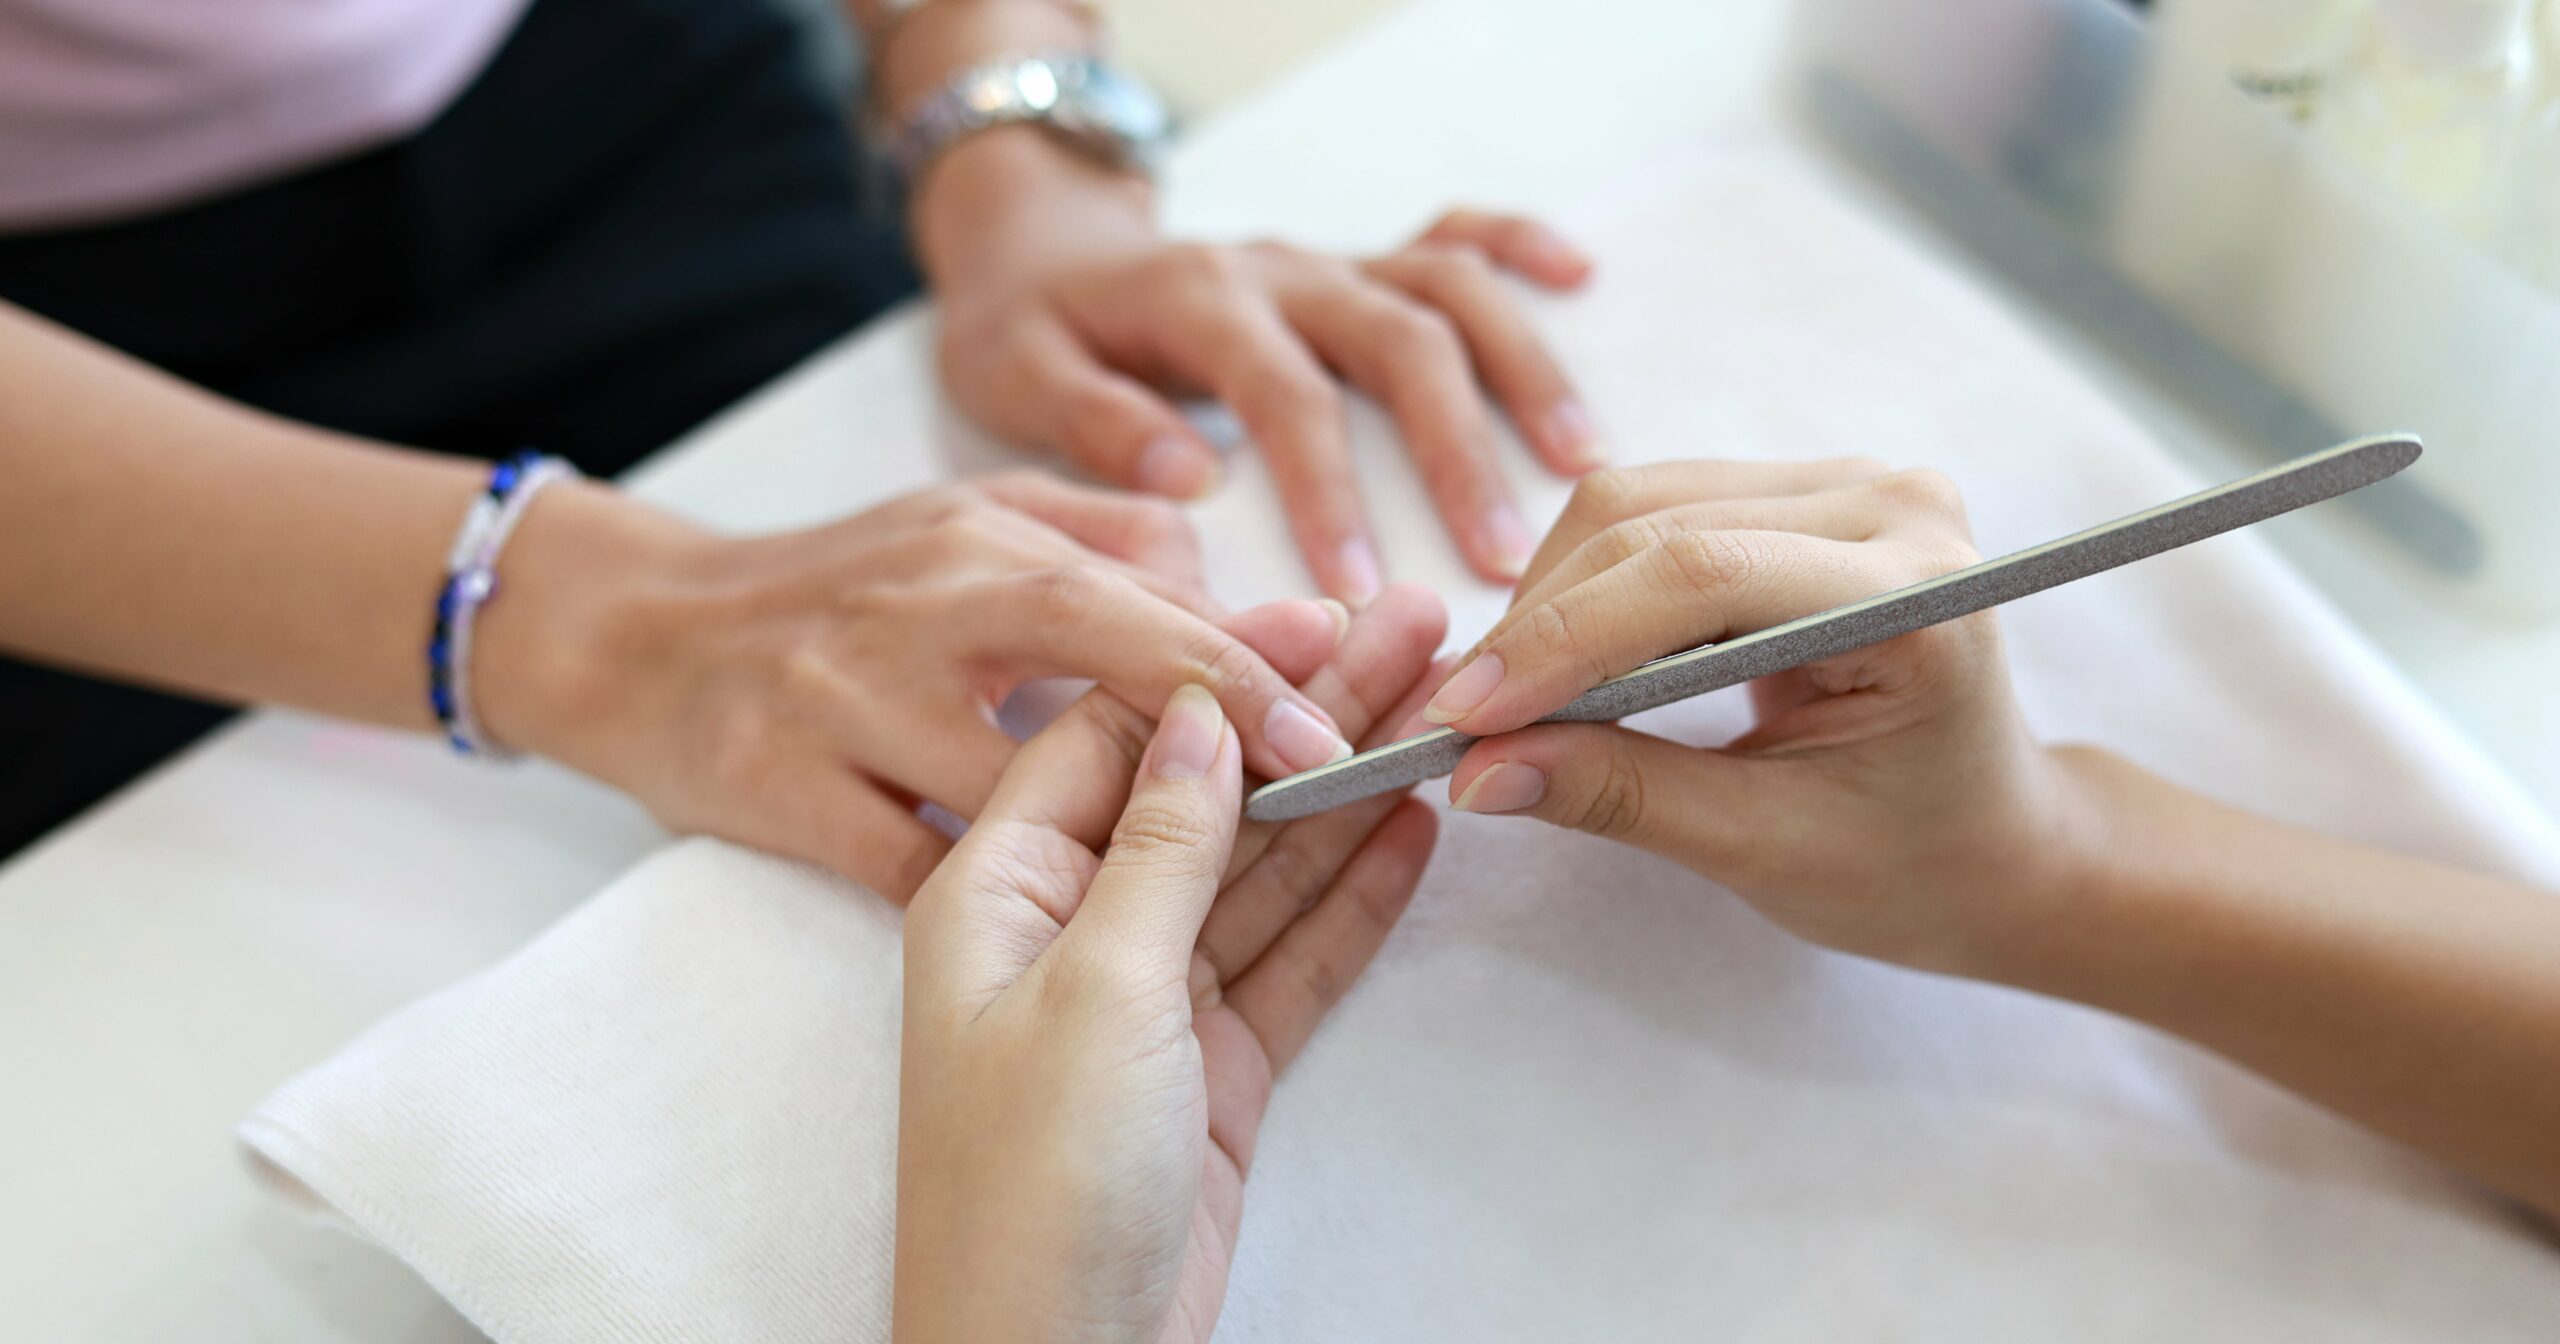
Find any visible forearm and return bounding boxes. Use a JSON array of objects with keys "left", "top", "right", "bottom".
[
  {"left": 0, "top": 301, "right": 685, "bottom": 743},
  {"left": 1987, "top": 747, "right": 2560, "bottom": 1218}
]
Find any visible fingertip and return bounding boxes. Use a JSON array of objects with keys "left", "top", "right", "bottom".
[
  {"left": 1145, "top": 683, "right": 1232, "bottom": 782},
  {"left": 1135, "top": 433, "right": 1224, "bottom": 500},
  {"left": 1532, "top": 401, "right": 1608, "bottom": 475},
  {"left": 1334, "top": 537, "right": 1383, "bottom": 606}
]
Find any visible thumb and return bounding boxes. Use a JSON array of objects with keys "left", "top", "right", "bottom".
[
  {"left": 1065, "top": 684, "right": 1244, "bottom": 973},
  {"left": 1447, "top": 722, "right": 1757, "bottom": 870}
]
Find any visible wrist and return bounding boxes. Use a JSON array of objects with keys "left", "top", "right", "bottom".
[
  {"left": 1911, "top": 742, "right": 2135, "bottom": 986},
  {"left": 910, "top": 122, "right": 1156, "bottom": 292},
  {"left": 466, "top": 480, "right": 714, "bottom": 770}
]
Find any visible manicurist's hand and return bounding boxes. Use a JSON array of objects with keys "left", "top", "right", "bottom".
[
  {"left": 1419, "top": 459, "right": 2560, "bottom": 1220},
  {"left": 474, "top": 470, "right": 1365, "bottom": 902},
  {"left": 916, "top": 127, "right": 1601, "bottom": 601},
  {"left": 1417, "top": 457, "right": 2081, "bottom": 968},
  {"left": 894, "top": 587, "right": 1448, "bottom": 1344}
]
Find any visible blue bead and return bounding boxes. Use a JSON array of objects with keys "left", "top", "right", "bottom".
[
  {"left": 428, "top": 637, "right": 448, "bottom": 668},
  {"left": 430, "top": 685, "right": 454, "bottom": 718},
  {"left": 490, "top": 462, "right": 520, "bottom": 495}
]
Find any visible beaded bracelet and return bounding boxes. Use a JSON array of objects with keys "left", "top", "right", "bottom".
[{"left": 429, "top": 452, "right": 577, "bottom": 758}]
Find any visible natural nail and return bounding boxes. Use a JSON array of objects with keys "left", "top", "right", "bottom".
[
  {"left": 1265, "top": 699, "right": 1353, "bottom": 773},
  {"left": 1150, "top": 684, "right": 1226, "bottom": 779},
  {"left": 1453, "top": 762, "right": 1547, "bottom": 814},
  {"left": 1136, "top": 435, "right": 1220, "bottom": 500},
  {"left": 1335, "top": 539, "right": 1383, "bottom": 606},
  {"left": 1422, "top": 654, "right": 1504, "bottom": 725},
  {"left": 1543, "top": 401, "right": 1602, "bottom": 467},
  {"left": 1483, "top": 505, "right": 1535, "bottom": 579},
  {"left": 1316, "top": 598, "right": 1351, "bottom": 645}
]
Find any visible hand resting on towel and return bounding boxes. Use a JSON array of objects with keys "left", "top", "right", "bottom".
[{"left": 895, "top": 585, "right": 1449, "bottom": 1344}]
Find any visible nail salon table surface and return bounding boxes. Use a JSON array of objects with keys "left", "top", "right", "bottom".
[{"left": 7, "top": 0, "right": 2560, "bottom": 1338}]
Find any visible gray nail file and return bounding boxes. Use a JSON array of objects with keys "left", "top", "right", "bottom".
[{"left": 1246, "top": 434, "right": 2421, "bottom": 823}]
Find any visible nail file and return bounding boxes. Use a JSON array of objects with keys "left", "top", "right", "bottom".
[{"left": 1246, "top": 434, "right": 2421, "bottom": 823}]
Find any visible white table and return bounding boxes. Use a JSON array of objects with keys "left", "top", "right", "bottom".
[{"left": 2, "top": 0, "right": 2550, "bottom": 1337}]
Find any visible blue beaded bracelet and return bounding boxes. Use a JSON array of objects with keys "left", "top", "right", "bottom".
[{"left": 429, "top": 451, "right": 575, "bottom": 757}]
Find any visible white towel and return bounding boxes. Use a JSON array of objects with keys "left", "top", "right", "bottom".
[{"left": 242, "top": 141, "right": 2560, "bottom": 1342}]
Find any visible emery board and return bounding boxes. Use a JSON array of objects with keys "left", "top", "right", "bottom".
[{"left": 1245, "top": 434, "right": 2421, "bottom": 823}]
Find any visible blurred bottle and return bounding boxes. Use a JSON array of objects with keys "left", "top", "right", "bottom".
[
  {"left": 2322, "top": 0, "right": 2536, "bottom": 240},
  {"left": 2153, "top": 0, "right": 2372, "bottom": 122},
  {"left": 2500, "top": 0, "right": 2560, "bottom": 283}
]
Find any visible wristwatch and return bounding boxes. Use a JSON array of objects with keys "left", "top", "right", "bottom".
[{"left": 889, "top": 52, "right": 1171, "bottom": 180}]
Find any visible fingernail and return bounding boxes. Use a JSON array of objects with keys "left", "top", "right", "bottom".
[
  {"left": 1422, "top": 653, "right": 1504, "bottom": 724},
  {"left": 1265, "top": 699, "right": 1353, "bottom": 773},
  {"left": 1483, "top": 504, "right": 1535, "bottom": 579},
  {"left": 1532, "top": 228, "right": 1593, "bottom": 277},
  {"left": 1543, "top": 401, "right": 1605, "bottom": 470},
  {"left": 1136, "top": 435, "right": 1220, "bottom": 500},
  {"left": 1454, "top": 762, "right": 1547, "bottom": 814},
  {"left": 1316, "top": 598, "right": 1351, "bottom": 645},
  {"left": 1150, "top": 683, "right": 1226, "bottom": 780},
  {"left": 1335, "top": 539, "right": 1382, "bottom": 605}
]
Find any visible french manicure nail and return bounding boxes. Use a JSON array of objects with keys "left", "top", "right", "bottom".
[
  {"left": 1136, "top": 435, "right": 1220, "bottom": 499},
  {"left": 1335, "top": 539, "right": 1382, "bottom": 606},
  {"left": 1150, "top": 684, "right": 1226, "bottom": 779},
  {"left": 1423, "top": 653, "right": 1505, "bottom": 724},
  {"left": 1453, "top": 762, "right": 1547, "bottom": 814},
  {"left": 1265, "top": 699, "right": 1353, "bottom": 773},
  {"left": 1483, "top": 504, "right": 1535, "bottom": 579},
  {"left": 1316, "top": 598, "right": 1351, "bottom": 645}
]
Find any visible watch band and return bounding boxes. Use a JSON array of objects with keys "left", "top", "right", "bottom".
[{"left": 888, "top": 51, "right": 1164, "bottom": 180}]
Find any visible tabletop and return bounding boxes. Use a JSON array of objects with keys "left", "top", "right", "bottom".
[{"left": 2, "top": 0, "right": 2551, "bottom": 1338}]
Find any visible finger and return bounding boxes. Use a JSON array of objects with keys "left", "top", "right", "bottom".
[
  {"left": 972, "top": 469, "right": 1211, "bottom": 592},
  {"left": 999, "top": 567, "right": 1353, "bottom": 780},
  {"left": 1066, "top": 684, "right": 1244, "bottom": 972},
  {"left": 1220, "top": 597, "right": 1351, "bottom": 688},
  {"left": 1223, "top": 799, "right": 1436, "bottom": 1074},
  {"left": 1518, "top": 456, "right": 1894, "bottom": 599},
  {"left": 1501, "top": 486, "right": 1890, "bottom": 634},
  {"left": 1445, "top": 722, "right": 1750, "bottom": 873},
  {"left": 1154, "top": 282, "right": 1380, "bottom": 604},
  {"left": 1197, "top": 585, "right": 1448, "bottom": 981},
  {"left": 1285, "top": 582, "right": 1450, "bottom": 750},
  {"left": 1423, "top": 528, "right": 1899, "bottom": 736},
  {"left": 1365, "top": 243, "right": 1601, "bottom": 474},
  {"left": 1416, "top": 209, "right": 1593, "bottom": 289},
  {"left": 889, "top": 597, "right": 1345, "bottom": 828},
  {"left": 967, "top": 312, "right": 1225, "bottom": 500},
  {"left": 1279, "top": 276, "right": 1536, "bottom": 583}
]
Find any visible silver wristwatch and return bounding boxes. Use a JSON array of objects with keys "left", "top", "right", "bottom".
[{"left": 888, "top": 52, "right": 1171, "bottom": 180}]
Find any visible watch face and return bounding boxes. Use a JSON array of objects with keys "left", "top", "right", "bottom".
[{"left": 1071, "top": 64, "right": 1171, "bottom": 147}]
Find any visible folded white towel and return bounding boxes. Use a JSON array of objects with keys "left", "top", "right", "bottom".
[{"left": 243, "top": 141, "right": 2560, "bottom": 1342}]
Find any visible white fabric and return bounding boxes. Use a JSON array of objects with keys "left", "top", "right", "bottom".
[{"left": 241, "top": 140, "right": 2560, "bottom": 1342}]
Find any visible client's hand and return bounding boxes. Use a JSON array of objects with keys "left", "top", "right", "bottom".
[
  {"left": 1420, "top": 458, "right": 2093, "bottom": 970},
  {"left": 477, "top": 471, "right": 1363, "bottom": 902},
  {"left": 894, "top": 587, "right": 1447, "bottom": 1344},
  {"left": 926, "top": 130, "right": 1604, "bottom": 599}
]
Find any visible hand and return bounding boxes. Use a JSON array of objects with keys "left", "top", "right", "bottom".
[
  {"left": 916, "top": 128, "right": 1601, "bottom": 601},
  {"left": 1418, "top": 459, "right": 2100, "bottom": 971},
  {"left": 895, "top": 586, "right": 1448, "bottom": 1344},
  {"left": 474, "top": 470, "right": 1365, "bottom": 902}
]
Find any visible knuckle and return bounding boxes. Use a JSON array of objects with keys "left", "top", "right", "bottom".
[
  {"left": 1378, "top": 300, "right": 1462, "bottom": 352},
  {"left": 1519, "top": 599, "right": 1611, "bottom": 684},
  {"left": 1827, "top": 454, "right": 1893, "bottom": 481},
  {"left": 1240, "top": 367, "right": 1341, "bottom": 426},
  {"left": 1178, "top": 627, "right": 1266, "bottom": 698},
  {"left": 1590, "top": 516, "right": 1668, "bottom": 571},
  {"left": 1110, "top": 801, "right": 1226, "bottom": 867},
  {"left": 1282, "top": 947, "right": 1346, "bottom": 1012},
  {"left": 1659, "top": 528, "right": 1757, "bottom": 597},
  {"left": 1565, "top": 741, "right": 1651, "bottom": 841},
  {"left": 1020, "top": 562, "right": 1126, "bottom": 622},
  {"left": 1873, "top": 467, "right": 1968, "bottom": 520},
  {"left": 1564, "top": 466, "right": 1646, "bottom": 528},
  {"left": 1161, "top": 242, "right": 1247, "bottom": 293}
]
